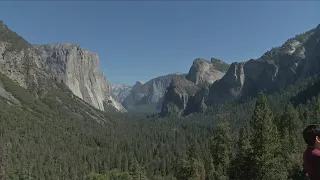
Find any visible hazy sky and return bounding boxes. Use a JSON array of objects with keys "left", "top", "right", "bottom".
[{"left": 0, "top": 1, "right": 319, "bottom": 85}]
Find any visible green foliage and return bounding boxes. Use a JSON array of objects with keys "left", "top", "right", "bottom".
[
  {"left": 86, "top": 169, "right": 132, "bottom": 180},
  {"left": 2, "top": 61, "right": 320, "bottom": 179},
  {"left": 250, "top": 93, "right": 287, "bottom": 180},
  {"left": 175, "top": 159, "right": 205, "bottom": 180},
  {"left": 228, "top": 126, "right": 254, "bottom": 180},
  {"left": 210, "top": 120, "right": 232, "bottom": 180}
]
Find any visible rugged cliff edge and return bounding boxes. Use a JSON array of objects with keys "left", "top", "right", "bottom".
[
  {"left": 0, "top": 20, "right": 113, "bottom": 124},
  {"left": 0, "top": 20, "right": 54, "bottom": 97},
  {"left": 162, "top": 24, "right": 320, "bottom": 116},
  {"left": 34, "top": 43, "right": 127, "bottom": 113},
  {"left": 186, "top": 58, "right": 226, "bottom": 87},
  {"left": 205, "top": 25, "right": 320, "bottom": 107},
  {"left": 161, "top": 58, "right": 228, "bottom": 115},
  {"left": 161, "top": 75, "right": 199, "bottom": 116}
]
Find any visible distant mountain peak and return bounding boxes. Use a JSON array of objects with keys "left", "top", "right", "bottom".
[
  {"left": 111, "top": 83, "right": 133, "bottom": 103},
  {"left": 186, "top": 58, "right": 228, "bottom": 87},
  {"left": 211, "top": 57, "right": 224, "bottom": 64},
  {"left": 135, "top": 81, "right": 145, "bottom": 85}
]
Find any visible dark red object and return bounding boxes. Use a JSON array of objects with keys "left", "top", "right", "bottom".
[{"left": 303, "top": 146, "right": 320, "bottom": 180}]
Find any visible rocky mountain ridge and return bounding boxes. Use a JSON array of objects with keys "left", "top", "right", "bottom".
[
  {"left": 161, "top": 24, "right": 320, "bottom": 116},
  {"left": 0, "top": 20, "right": 126, "bottom": 113},
  {"left": 122, "top": 58, "right": 229, "bottom": 113},
  {"left": 161, "top": 58, "right": 229, "bottom": 115},
  {"left": 34, "top": 43, "right": 127, "bottom": 113}
]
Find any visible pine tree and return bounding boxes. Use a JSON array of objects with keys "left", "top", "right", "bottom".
[
  {"left": 175, "top": 158, "right": 205, "bottom": 180},
  {"left": 228, "top": 125, "right": 254, "bottom": 180},
  {"left": 278, "top": 103, "right": 302, "bottom": 139},
  {"left": 250, "top": 93, "right": 287, "bottom": 180},
  {"left": 205, "top": 161, "right": 215, "bottom": 180},
  {"left": 278, "top": 103, "right": 304, "bottom": 178},
  {"left": 129, "top": 159, "right": 148, "bottom": 180},
  {"left": 121, "top": 155, "right": 129, "bottom": 172},
  {"left": 312, "top": 95, "right": 320, "bottom": 123},
  {"left": 210, "top": 120, "right": 232, "bottom": 180}
]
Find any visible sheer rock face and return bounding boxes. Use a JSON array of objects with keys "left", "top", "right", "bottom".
[
  {"left": 162, "top": 25, "right": 320, "bottom": 116},
  {"left": 205, "top": 60, "right": 279, "bottom": 106},
  {"left": 123, "top": 74, "right": 179, "bottom": 112},
  {"left": 34, "top": 43, "right": 127, "bottom": 112},
  {"left": 161, "top": 58, "right": 228, "bottom": 116},
  {"left": 0, "top": 43, "right": 49, "bottom": 89},
  {"left": 186, "top": 58, "right": 225, "bottom": 87},
  {"left": 0, "top": 21, "right": 54, "bottom": 98},
  {"left": 184, "top": 86, "right": 209, "bottom": 115},
  {"left": 161, "top": 75, "right": 199, "bottom": 116}
]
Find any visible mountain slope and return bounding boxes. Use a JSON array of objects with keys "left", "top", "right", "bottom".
[
  {"left": 111, "top": 83, "right": 133, "bottom": 102},
  {"left": 161, "top": 58, "right": 229, "bottom": 115},
  {"left": 161, "top": 24, "right": 320, "bottom": 116},
  {"left": 205, "top": 24, "right": 320, "bottom": 106},
  {"left": 123, "top": 74, "right": 182, "bottom": 112},
  {"left": 0, "top": 20, "right": 124, "bottom": 179},
  {"left": 34, "top": 43, "right": 127, "bottom": 113},
  {"left": 0, "top": 20, "right": 113, "bottom": 123}
]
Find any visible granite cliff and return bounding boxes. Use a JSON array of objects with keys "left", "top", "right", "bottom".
[
  {"left": 34, "top": 43, "right": 127, "bottom": 112},
  {"left": 205, "top": 25, "right": 320, "bottom": 107},
  {"left": 0, "top": 20, "right": 126, "bottom": 113},
  {"left": 186, "top": 58, "right": 225, "bottom": 87},
  {"left": 0, "top": 20, "right": 55, "bottom": 98},
  {"left": 0, "top": 20, "right": 112, "bottom": 124},
  {"left": 162, "top": 24, "right": 320, "bottom": 116},
  {"left": 161, "top": 58, "right": 229, "bottom": 115}
]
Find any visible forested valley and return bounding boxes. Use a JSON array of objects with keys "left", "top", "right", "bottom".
[
  {"left": 0, "top": 9, "right": 319, "bottom": 180},
  {"left": 1, "top": 68, "right": 319, "bottom": 180}
]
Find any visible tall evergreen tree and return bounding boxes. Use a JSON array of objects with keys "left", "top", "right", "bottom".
[
  {"left": 250, "top": 93, "right": 287, "bottom": 180},
  {"left": 228, "top": 125, "right": 254, "bottom": 180},
  {"left": 312, "top": 95, "right": 320, "bottom": 123},
  {"left": 210, "top": 120, "right": 233, "bottom": 180},
  {"left": 278, "top": 103, "right": 304, "bottom": 179}
]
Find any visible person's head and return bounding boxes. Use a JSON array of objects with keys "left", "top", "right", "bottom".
[{"left": 303, "top": 124, "right": 320, "bottom": 149}]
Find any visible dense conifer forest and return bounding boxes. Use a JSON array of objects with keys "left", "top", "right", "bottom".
[{"left": 1, "top": 68, "right": 319, "bottom": 179}]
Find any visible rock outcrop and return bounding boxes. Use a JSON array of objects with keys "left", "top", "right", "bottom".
[
  {"left": 0, "top": 21, "right": 54, "bottom": 98},
  {"left": 161, "top": 25, "right": 320, "bottom": 116},
  {"left": 34, "top": 43, "right": 127, "bottom": 112},
  {"left": 184, "top": 86, "right": 209, "bottom": 115},
  {"left": 123, "top": 74, "right": 181, "bottom": 112},
  {"left": 186, "top": 58, "right": 226, "bottom": 87},
  {"left": 167, "top": 24, "right": 320, "bottom": 115},
  {"left": 205, "top": 59, "right": 279, "bottom": 106},
  {"left": 161, "top": 75, "right": 199, "bottom": 116},
  {"left": 0, "top": 20, "right": 116, "bottom": 124},
  {"left": 205, "top": 25, "right": 320, "bottom": 107},
  {"left": 161, "top": 58, "right": 228, "bottom": 115}
]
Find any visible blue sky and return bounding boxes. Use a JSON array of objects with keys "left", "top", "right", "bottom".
[{"left": 0, "top": 1, "right": 319, "bottom": 85}]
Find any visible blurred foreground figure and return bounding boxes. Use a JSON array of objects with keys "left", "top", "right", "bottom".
[{"left": 303, "top": 124, "right": 320, "bottom": 180}]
